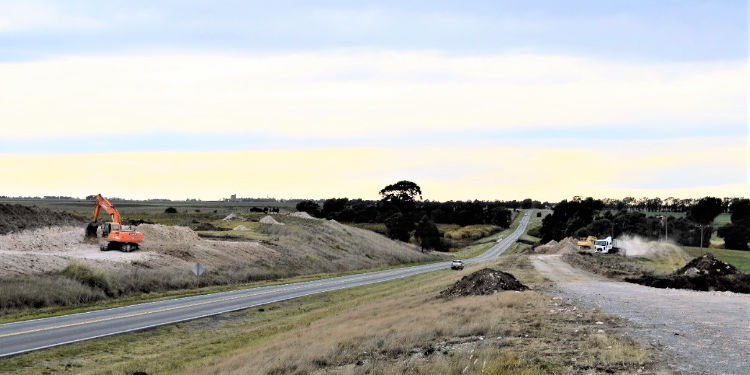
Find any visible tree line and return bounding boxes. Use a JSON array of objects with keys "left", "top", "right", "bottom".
[{"left": 296, "top": 181, "right": 516, "bottom": 251}]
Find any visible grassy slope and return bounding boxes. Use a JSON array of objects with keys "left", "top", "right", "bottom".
[
  {"left": 0, "top": 212, "right": 438, "bottom": 321},
  {"left": 0, "top": 254, "right": 657, "bottom": 375},
  {"left": 0, "top": 262, "right": 434, "bottom": 324}
]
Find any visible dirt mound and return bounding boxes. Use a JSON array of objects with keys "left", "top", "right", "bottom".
[
  {"left": 675, "top": 253, "right": 739, "bottom": 277},
  {"left": 222, "top": 213, "right": 242, "bottom": 221},
  {"left": 626, "top": 253, "right": 749, "bottom": 294},
  {"left": 439, "top": 268, "right": 527, "bottom": 298},
  {"left": 289, "top": 211, "right": 314, "bottom": 219},
  {"left": 259, "top": 215, "right": 284, "bottom": 225},
  {"left": 0, "top": 204, "right": 86, "bottom": 234},
  {"left": 0, "top": 226, "right": 87, "bottom": 251},
  {"left": 534, "top": 238, "right": 578, "bottom": 254},
  {"left": 137, "top": 224, "right": 201, "bottom": 246},
  {"left": 233, "top": 225, "right": 248, "bottom": 231}
]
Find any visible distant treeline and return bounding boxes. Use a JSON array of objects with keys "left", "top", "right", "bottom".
[
  {"left": 295, "top": 198, "right": 535, "bottom": 227},
  {"left": 596, "top": 196, "right": 741, "bottom": 213}
]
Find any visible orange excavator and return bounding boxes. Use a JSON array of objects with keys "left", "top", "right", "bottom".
[{"left": 85, "top": 194, "right": 143, "bottom": 252}]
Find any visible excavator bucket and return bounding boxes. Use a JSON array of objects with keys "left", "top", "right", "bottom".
[{"left": 85, "top": 222, "right": 100, "bottom": 238}]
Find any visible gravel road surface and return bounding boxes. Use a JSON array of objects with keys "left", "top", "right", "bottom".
[{"left": 532, "top": 254, "right": 750, "bottom": 375}]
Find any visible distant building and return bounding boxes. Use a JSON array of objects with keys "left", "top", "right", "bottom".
[{"left": 230, "top": 194, "right": 237, "bottom": 201}]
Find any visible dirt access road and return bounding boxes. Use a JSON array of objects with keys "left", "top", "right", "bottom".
[{"left": 532, "top": 254, "right": 750, "bottom": 375}]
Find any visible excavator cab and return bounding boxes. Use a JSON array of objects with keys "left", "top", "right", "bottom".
[{"left": 102, "top": 222, "right": 111, "bottom": 238}]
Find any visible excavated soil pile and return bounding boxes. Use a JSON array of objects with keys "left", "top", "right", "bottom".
[
  {"left": 439, "top": 268, "right": 527, "bottom": 298},
  {"left": 137, "top": 224, "right": 201, "bottom": 260},
  {"left": 534, "top": 237, "right": 579, "bottom": 254},
  {"left": 223, "top": 213, "right": 243, "bottom": 221},
  {"left": 0, "top": 204, "right": 85, "bottom": 234},
  {"left": 626, "top": 253, "right": 750, "bottom": 294},
  {"left": 676, "top": 253, "right": 739, "bottom": 276},
  {"left": 260, "top": 215, "right": 284, "bottom": 225},
  {"left": 0, "top": 226, "right": 87, "bottom": 251}
]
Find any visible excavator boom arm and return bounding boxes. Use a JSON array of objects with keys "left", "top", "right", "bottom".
[{"left": 92, "top": 194, "right": 122, "bottom": 224}]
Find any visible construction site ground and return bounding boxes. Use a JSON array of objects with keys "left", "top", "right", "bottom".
[{"left": 532, "top": 253, "right": 750, "bottom": 375}]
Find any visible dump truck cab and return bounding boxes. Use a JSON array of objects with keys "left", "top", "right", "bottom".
[{"left": 594, "top": 236, "right": 613, "bottom": 253}]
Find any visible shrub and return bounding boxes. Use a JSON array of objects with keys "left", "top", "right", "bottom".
[
  {"left": 527, "top": 226, "right": 542, "bottom": 238},
  {"left": 718, "top": 224, "right": 750, "bottom": 251},
  {"left": 164, "top": 207, "right": 178, "bottom": 214},
  {"left": 0, "top": 276, "right": 104, "bottom": 309},
  {"left": 62, "top": 263, "right": 117, "bottom": 296}
]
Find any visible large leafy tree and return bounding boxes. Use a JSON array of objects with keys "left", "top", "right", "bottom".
[
  {"left": 379, "top": 181, "right": 422, "bottom": 241},
  {"left": 415, "top": 215, "right": 441, "bottom": 251},
  {"left": 730, "top": 199, "right": 750, "bottom": 224},
  {"left": 384, "top": 212, "right": 414, "bottom": 242},
  {"left": 718, "top": 199, "right": 750, "bottom": 251},
  {"left": 687, "top": 197, "right": 723, "bottom": 225},
  {"left": 718, "top": 224, "right": 749, "bottom": 251},
  {"left": 379, "top": 180, "right": 422, "bottom": 214},
  {"left": 540, "top": 198, "right": 604, "bottom": 242},
  {"left": 488, "top": 206, "right": 511, "bottom": 227},
  {"left": 295, "top": 200, "right": 321, "bottom": 217}
]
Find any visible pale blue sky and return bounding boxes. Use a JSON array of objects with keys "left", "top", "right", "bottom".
[
  {"left": 1, "top": 0, "right": 746, "bottom": 61},
  {"left": 0, "top": 1, "right": 747, "bottom": 199}
]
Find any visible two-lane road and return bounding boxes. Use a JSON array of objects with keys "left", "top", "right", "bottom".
[{"left": 0, "top": 210, "right": 532, "bottom": 357}]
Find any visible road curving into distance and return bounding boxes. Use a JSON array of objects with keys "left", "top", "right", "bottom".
[{"left": 0, "top": 210, "right": 532, "bottom": 357}]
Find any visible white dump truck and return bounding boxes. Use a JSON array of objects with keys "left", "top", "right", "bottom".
[{"left": 594, "top": 236, "right": 622, "bottom": 253}]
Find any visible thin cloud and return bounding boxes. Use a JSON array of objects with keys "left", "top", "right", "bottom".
[
  {"left": 0, "top": 51, "right": 745, "bottom": 140},
  {"left": 0, "top": 1, "right": 102, "bottom": 32}
]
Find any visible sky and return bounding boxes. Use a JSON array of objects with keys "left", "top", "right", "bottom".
[{"left": 0, "top": 0, "right": 748, "bottom": 201}]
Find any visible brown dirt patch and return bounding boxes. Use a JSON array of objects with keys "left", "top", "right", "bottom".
[
  {"left": 439, "top": 268, "right": 527, "bottom": 298},
  {"left": 0, "top": 203, "right": 85, "bottom": 234},
  {"left": 191, "top": 222, "right": 228, "bottom": 231}
]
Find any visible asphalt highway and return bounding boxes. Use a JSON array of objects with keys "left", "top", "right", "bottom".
[{"left": 0, "top": 210, "right": 532, "bottom": 357}]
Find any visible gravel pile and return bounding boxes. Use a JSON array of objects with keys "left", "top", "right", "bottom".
[
  {"left": 137, "top": 224, "right": 201, "bottom": 246},
  {"left": 222, "top": 213, "right": 242, "bottom": 221},
  {"left": 259, "top": 216, "right": 285, "bottom": 226},
  {"left": 534, "top": 238, "right": 578, "bottom": 254}
]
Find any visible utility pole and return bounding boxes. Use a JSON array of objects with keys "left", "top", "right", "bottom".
[
  {"left": 699, "top": 224, "right": 704, "bottom": 253},
  {"left": 658, "top": 215, "right": 669, "bottom": 242}
]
